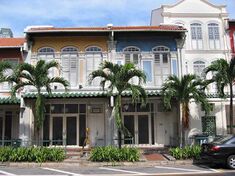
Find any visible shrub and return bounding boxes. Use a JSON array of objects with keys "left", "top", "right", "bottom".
[
  {"left": 0, "top": 147, "right": 65, "bottom": 162},
  {"left": 169, "top": 145, "right": 201, "bottom": 160},
  {"left": 90, "top": 146, "right": 140, "bottom": 162}
]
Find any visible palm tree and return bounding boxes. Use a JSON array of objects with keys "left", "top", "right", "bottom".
[
  {"left": 89, "top": 61, "right": 147, "bottom": 148},
  {"left": 0, "top": 61, "right": 13, "bottom": 83},
  {"left": 11, "top": 60, "right": 69, "bottom": 140},
  {"left": 161, "top": 74, "right": 211, "bottom": 147},
  {"left": 204, "top": 58, "right": 235, "bottom": 134}
]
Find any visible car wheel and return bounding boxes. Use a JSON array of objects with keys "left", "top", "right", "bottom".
[{"left": 227, "top": 155, "right": 235, "bottom": 169}]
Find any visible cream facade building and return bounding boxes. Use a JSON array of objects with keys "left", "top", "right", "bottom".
[{"left": 151, "top": 0, "right": 231, "bottom": 138}]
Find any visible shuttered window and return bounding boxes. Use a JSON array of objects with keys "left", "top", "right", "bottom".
[
  {"left": 61, "top": 47, "right": 79, "bottom": 87},
  {"left": 85, "top": 46, "right": 103, "bottom": 86},
  {"left": 123, "top": 46, "right": 140, "bottom": 65},
  {"left": 38, "top": 47, "right": 55, "bottom": 77},
  {"left": 193, "top": 61, "right": 205, "bottom": 76},
  {"left": 152, "top": 46, "right": 170, "bottom": 87},
  {"left": 191, "top": 23, "right": 203, "bottom": 49},
  {"left": 208, "top": 23, "right": 220, "bottom": 49}
]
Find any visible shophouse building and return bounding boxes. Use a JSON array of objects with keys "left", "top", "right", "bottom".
[{"left": 151, "top": 0, "right": 231, "bottom": 137}]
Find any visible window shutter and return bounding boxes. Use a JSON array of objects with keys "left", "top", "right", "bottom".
[
  {"left": 70, "top": 55, "right": 78, "bottom": 87},
  {"left": 133, "top": 54, "right": 139, "bottom": 65},
  {"left": 154, "top": 54, "right": 160, "bottom": 64},
  {"left": 125, "top": 54, "right": 131, "bottom": 63},
  {"left": 61, "top": 55, "right": 70, "bottom": 81}
]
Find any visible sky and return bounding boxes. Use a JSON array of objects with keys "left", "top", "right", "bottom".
[{"left": 0, "top": 0, "right": 234, "bottom": 37}]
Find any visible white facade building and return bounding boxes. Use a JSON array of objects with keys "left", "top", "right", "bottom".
[{"left": 151, "top": 0, "right": 231, "bottom": 138}]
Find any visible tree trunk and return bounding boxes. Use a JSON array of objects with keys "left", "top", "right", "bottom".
[
  {"left": 229, "top": 83, "right": 234, "bottom": 134},
  {"left": 114, "top": 94, "right": 123, "bottom": 149},
  {"left": 179, "top": 103, "right": 183, "bottom": 148}
]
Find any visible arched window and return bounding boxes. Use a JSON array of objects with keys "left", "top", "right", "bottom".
[
  {"left": 61, "top": 46, "right": 79, "bottom": 87},
  {"left": 193, "top": 61, "right": 205, "bottom": 76},
  {"left": 123, "top": 46, "right": 140, "bottom": 53},
  {"left": 38, "top": 47, "right": 55, "bottom": 57},
  {"left": 208, "top": 23, "right": 220, "bottom": 49},
  {"left": 85, "top": 46, "right": 102, "bottom": 53},
  {"left": 190, "top": 23, "right": 203, "bottom": 49},
  {"left": 38, "top": 47, "right": 54, "bottom": 53},
  {"left": 62, "top": 46, "right": 78, "bottom": 54},
  {"left": 85, "top": 46, "right": 103, "bottom": 86},
  {"left": 37, "top": 47, "right": 55, "bottom": 77},
  {"left": 152, "top": 46, "right": 170, "bottom": 53},
  {"left": 152, "top": 46, "right": 170, "bottom": 64},
  {"left": 123, "top": 46, "right": 140, "bottom": 64}
]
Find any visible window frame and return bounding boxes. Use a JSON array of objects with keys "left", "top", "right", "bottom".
[
  {"left": 190, "top": 23, "right": 203, "bottom": 49},
  {"left": 141, "top": 59, "right": 153, "bottom": 83},
  {"left": 193, "top": 60, "right": 206, "bottom": 76},
  {"left": 85, "top": 46, "right": 103, "bottom": 86},
  {"left": 208, "top": 23, "right": 220, "bottom": 49},
  {"left": 38, "top": 47, "right": 55, "bottom": 57},
  {"left": 61, "top": 46, "right": 79, "bottom": 87},
  {"left": 123, "top": 46, "right": 141, "bottom": 65}
]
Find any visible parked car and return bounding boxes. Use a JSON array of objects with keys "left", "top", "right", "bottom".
[{"left": 201, "top": 135, "right": 235, "bottom": 169}]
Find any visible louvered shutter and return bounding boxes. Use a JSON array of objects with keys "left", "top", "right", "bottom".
[
  {"left": 70, "top": 55, "right": 78, "bottom": 87},
  {"left": 61, "top": 55, "right": 70, "bottom": 82}
]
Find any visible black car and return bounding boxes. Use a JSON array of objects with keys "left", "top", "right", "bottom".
[{"left": 201, "top": 135, "right": 235, "bottom": 169}]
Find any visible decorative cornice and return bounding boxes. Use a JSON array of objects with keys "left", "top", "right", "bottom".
[
  {"left": 162, "top": 12, "right": 228, "bottom": 18},
  {"left": 185, "top": 49, "right": 230, "bottom": 54}
]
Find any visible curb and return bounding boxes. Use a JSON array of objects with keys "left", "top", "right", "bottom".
[{"left": 2, "top": 160, "right": 194, "bottom": 168}]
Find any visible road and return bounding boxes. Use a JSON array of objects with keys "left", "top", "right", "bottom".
[{"left": 0, "top": 164, "right": 234, "bottom": 175}]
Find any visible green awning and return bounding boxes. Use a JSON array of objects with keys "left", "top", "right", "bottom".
[
  {"left": 20, "top": 89, "right": 235, "bottom": 100},
  {"left": 0, "top": 97, "right": 20, "bottom": 104},
  {"left": 23, "top": 90, "right": 162, "bottom": 99},
  {"left": 24, "top": 91, "right": 108, "bottom": 98}
]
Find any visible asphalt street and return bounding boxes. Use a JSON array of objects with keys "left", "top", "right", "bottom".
[{"left": 0, "top": 164, "right": 235, "bottom": 175}]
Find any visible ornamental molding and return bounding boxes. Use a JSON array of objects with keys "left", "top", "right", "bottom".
[{"left": 162, "top": 12, "right": 228, "bottom": 18}]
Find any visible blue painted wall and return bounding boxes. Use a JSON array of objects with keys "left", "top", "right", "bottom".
[{"left": 115, "top": 34, "right": 178, "bottom": 52}]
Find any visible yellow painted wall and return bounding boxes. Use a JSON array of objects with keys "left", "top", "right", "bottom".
[{"left": 32, "top": 36, "right": 108, "bottom": 52}]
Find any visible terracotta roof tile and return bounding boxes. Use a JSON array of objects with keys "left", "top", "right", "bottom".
[
  {"left": 27, "top": 25, "right": 186, "bottom": 33},
  {"left": 0, "top": 38, "right": 25, "bottom": 48}
]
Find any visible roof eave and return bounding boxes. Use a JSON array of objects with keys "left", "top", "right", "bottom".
[
  {"left": 0, "top": 46, "right": 23, "bottom": 48},
  {"left": 26, "top": 29, "right": 187, "bottom": 34}
]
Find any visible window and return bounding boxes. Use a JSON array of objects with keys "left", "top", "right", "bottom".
[
  {"left": 61, "top": 47, "right": 79, "bottom": 87},
  {"left": 201, "top": 116, "right": 216, "bottom": 136},
  {"left": 208, "top": 23, "right": 220, "bottom": 49},
  {"left": 85, "top": 46, "right": 103, "bottom": 86},
  {"left": 38, "top": 47, "right": 55, "bottom": 58},
  {"left": 38, "top": 47, "right": 55, "bottom": 78},
  {"left": 193, "top": 61, "right": 205, "bottom": 76},
  {"left": 85, "top": 46, "right": 102, "bottom": 53},
  {"left": 123, "top": 46, "right": 140, "bottom": 64},
  {"left": 191, "top": 23, "right": 203, "bottom": 49},
  {"left": 143, "top": 60, "right": 153, "bottom": 82},
  {"left": 152, "top": 46, "right": 170, "bottom": 87}
]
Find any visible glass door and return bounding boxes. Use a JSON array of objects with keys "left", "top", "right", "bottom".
[
  {"left": 124, "top": 115, "right": 135, "bottom": 144},
  {"left": 66, "top": 116, "right": 77, "bottom": 145},
  {"left": 52, "top": 117, "right": 63, "bottom": 145},
  {"left": 138, "top": 115, "right": 149, "bottom": 144}
]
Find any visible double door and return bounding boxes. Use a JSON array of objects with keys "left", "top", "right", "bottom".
[
  {"left": 49, "top": 115, "right": 85, "bottom": 146},
  {"left": 123, "top": 114, "right": 150, "bottom": 145}
]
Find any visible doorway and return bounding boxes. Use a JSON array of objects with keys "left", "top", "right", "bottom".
[
  {"left": 50, "top": 116, "right": 79, "bottom": 146},
  {"left": 123, "top": 114, "right": 150, "bottom": 145}
]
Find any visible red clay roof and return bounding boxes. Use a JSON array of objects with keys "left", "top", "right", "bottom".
[
  {"left": 26, "top": 25, "right": 186, "bottom": 33},
  {"left": 0, "top": 38, "right": 25, "bottom": 48}
]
